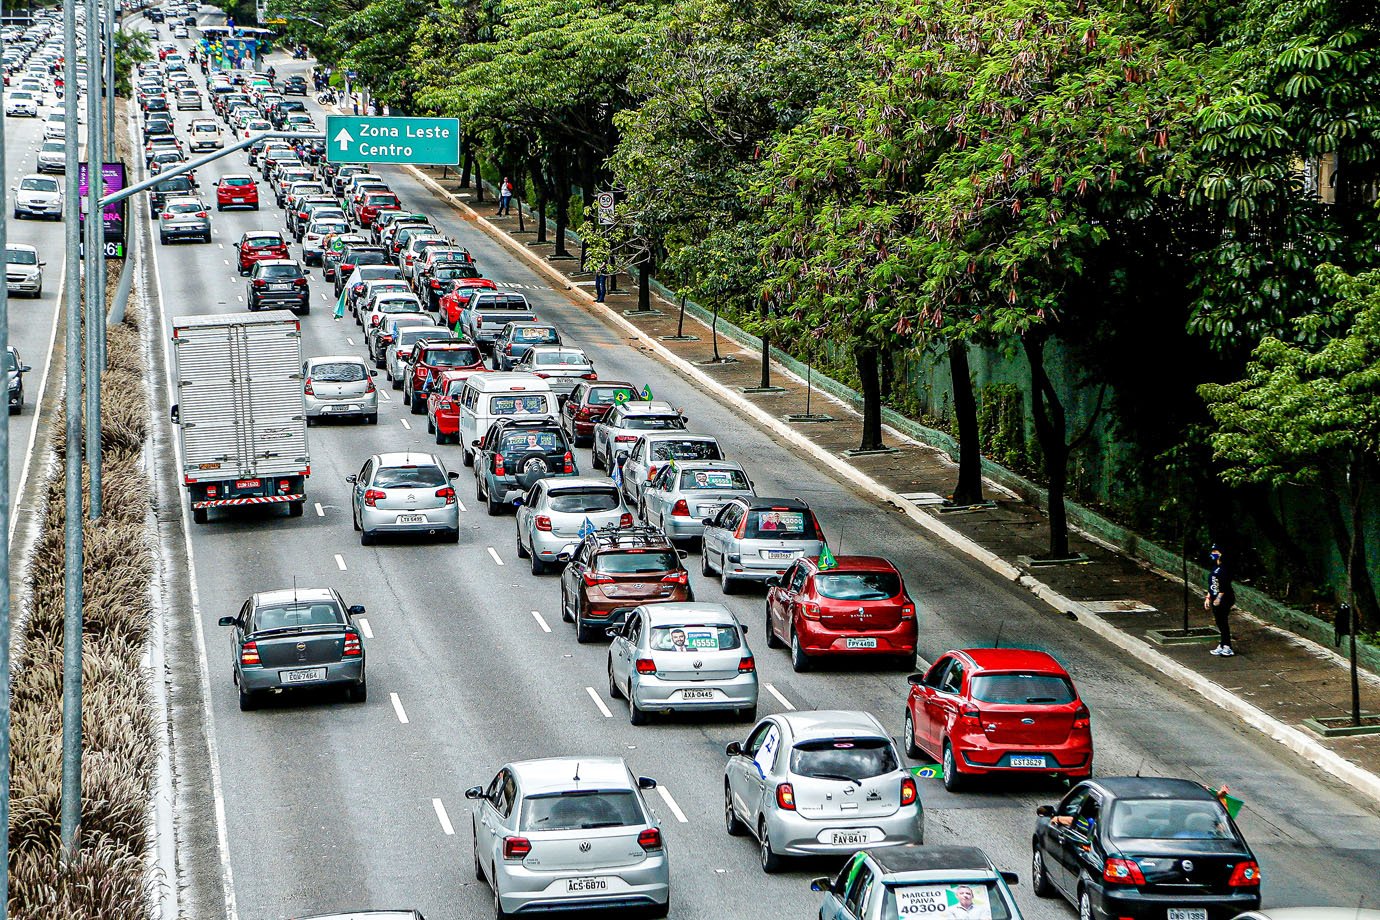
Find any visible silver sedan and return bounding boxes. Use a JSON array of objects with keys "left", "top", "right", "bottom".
[
  {"left": 607, "top": 602, "right": 759, "bottom": 724},
  {"left": 514, "top": 476, "right": 632, "bottom": 575},
  {"left": 641, "top": 460, "right": 756, "bottom": 542},
  {"left": 511, "top": 345, "right": 596, "bottom": 400},
  {"left": 468, "top": 756, "right": 670, "bottom": 918},
  {"left": 304, "top": 355, "right": 378, "bottom": 424},
  {"left": 347, "top": 452, "right": 460, "bottom": 545}
]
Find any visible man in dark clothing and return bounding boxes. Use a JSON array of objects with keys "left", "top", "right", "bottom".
[{"left": 1205, "top": 544, "right": 1236, "bottom": 656}]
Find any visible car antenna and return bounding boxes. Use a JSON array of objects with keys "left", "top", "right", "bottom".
[
  {"left": 992, "top": 619, "right": 1005, "bottom": 649},
  {"left": 1135, "top": 757, "right": 1145, "bottom": 778},
  {"left": 573, "top": 762, "right": 581, "bottom": 783}
]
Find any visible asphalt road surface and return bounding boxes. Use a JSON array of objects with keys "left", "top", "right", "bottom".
[{"left": 140, "top": 29, "right": 1380, "bottom": 920}]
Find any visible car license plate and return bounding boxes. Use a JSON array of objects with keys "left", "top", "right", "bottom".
[
  {"left": 329, "top": 404, "right": 359, "bottom": 413},
  {"left": 396, "top": 514, "right": 427, "bottom": 524},
  {"left": 281, "top": 667, "right": 326, "bottom": 684},
  {"left": 270, "top": 282, "right": 292, "bottom": 291},
  {"left": 697, "top": 504, "right": 722, "bottom": 516},
  {"left": 681, "top": 689, "right": 716, "bottom": 700},
  {"left": 1168, "top": 911, "right": 1207, "bottom": 920},
  {"left": 1010, "top": 755, "right": 1047, "bottom": 768},
  {"left": 564, "top": 876, "right": 611, "bottom": 894},
  {"left": 765, "top": 549, "right": 798, "bottom": 560},
  {"left": 845, "top": 637, "right": 878, "bottom": 649},
  {"left": 819, "top": 828, "right": 880, "bottom": 846},
  {"left": 235, "top": 479, "right": 261, "bottom": 489}
]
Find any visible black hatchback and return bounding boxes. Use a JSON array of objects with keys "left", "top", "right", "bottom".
[{"left": 1032, "top": 777, "right": 1260, "bottom": 920}]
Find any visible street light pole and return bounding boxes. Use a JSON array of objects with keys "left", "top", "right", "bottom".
[
  {"left": 86, "top": 0, "right": 105, "bottom": 520},
  {"left": 0, "top": 41, "right": 14, "bottom": 920},
  {"left": 105, "top": 0, "right": 116, "bottom": 160}
]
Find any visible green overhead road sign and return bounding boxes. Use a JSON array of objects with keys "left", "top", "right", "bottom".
[{"left": 325, "top": 116, "right": 461, "bottom": 165}]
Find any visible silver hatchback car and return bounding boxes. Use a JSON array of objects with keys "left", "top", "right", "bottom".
[
  {"left": 347, "top": 452, "right": 460, "bottom": 545},
  {"left": 641, "top": 460, "right": 755, "bottom": 542},
  {"left": 607, "top": 602, "right": 759, "bottom": 724},
  {"left": 304, "top": 355, "right": 378, "bottom": 425},
  {"left": 157, "top": 196, "right": 212, "bottom": 244},
  {"left": 700, "top": 496, "right": 825, "bottom": 593},
  {"left": 724, "top": 710, "right": 923, "bottom": 872},
  {"left": 514, "top": 476, "right": 631, "bottom": 575},
  {"left": 511, "top": 345, "right": 596, "bottom": 400},
  {"left": 467, "top": 756, "right": 670, "bottom": 917}
]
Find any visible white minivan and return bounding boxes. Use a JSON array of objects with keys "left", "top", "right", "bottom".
[{"left": 458, "top": 373, "right": 556, "bottom": 467}]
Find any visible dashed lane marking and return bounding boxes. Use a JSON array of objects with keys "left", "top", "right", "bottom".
[
  {"left": 357, "top": 617, "right": 373, "bottom": 639},
  {"left": 585, "top": 687, "right": 612, "bottom": 718},
  {"left": 334, "top": 553, "right": 347, "bottom": 571},
  {"left": 390, "top": 693, "right": 410, "bottom": 724},
  {"left": 432, "top": 799, "right": 455, "bottom": 835},
  {"left": 765, "top": 683, "right": 794, "bottom": 709},
  {"left": 487, "top": 546, "right": 504, "bottom": 566},
  {"left": 400, "top": 418, "right": 411, "bottom": 430},
  {"left": 531, "top": 610, "right": 551, "bottom": 633},
  {"left": 314, "top": 502, "right": 324, "bottom": 517},
  {"left": 657, "top": 786, "right": 689, "bottom": 823}
]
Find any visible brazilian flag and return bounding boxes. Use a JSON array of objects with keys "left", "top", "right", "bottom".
[
  {"left": 911, "top": 763, "right": 944, "bottom": 779},
  {"left": 613, "top": 389, "right": 631, "bottom": 405},
  {"left": 818, "top": 544, "right": 838, "bottom": 570},
  {"left": 640, "top": 384, "right": 654, "bottom": 400}
]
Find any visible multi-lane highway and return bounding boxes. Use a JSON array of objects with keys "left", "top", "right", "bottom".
[{"left": 134, "top": 27, "right": 1380, "bottom": 920}]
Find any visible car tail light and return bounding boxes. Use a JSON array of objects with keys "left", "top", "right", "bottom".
[
  {"left": 381, "top": 334, "right": 394, "bottom": 344},
  {"left": 563, "top": 451, "right": 574, "bottom": 474},
  {"left": 670, "top": 499, "right": 690, "bottom": 518},
  {"left": 900, "top": 776, "right": 918, "bottom": 806},
  {"left": 960, "top": 707, "right": 982, "bottom": 723},
  {"left": 1073, "top": 704, "right": 1091, "bottom": 730},
  {"left": 776, "top": 783, "right": 795, "bottom": 810},
  {"left": 279, "top": 480, "right": 292, "bottom": 494},
  {"left": 738, "top": 655, "right": 755, "bottom": 673},
  {"left": 662, "top": 571, "right": 688, "bottom": 586},
  {"left": 436, "top": 486, "right": 456, "bottom": 504},
  {"left": 619, "top": 512, "right": 633, "bottom": 527},
  {"left": 647, "top": 465, "right": 658, "bottom": 481},
  {"left": 252, "top": 279, "right": 266, "bottom": 287},
  {"left": 534, "top": 515, "right": 552, "bottom": 532},
  {"left": 615, "top": 435, "right": 636, "bottom": 443},
  {"left": 635, "top": 658, "right": 657, "bottom": 674},
  {"left": 240, "top": 641, "right": 260, "bottom": 667},
  {"left": 304, "top": 378, "right": 314, "bottom": 395},
  {"left": 533, "top": 372, "right": 550, "bottom": 379},
  {"left": 364, "top": 376, "right": 376, "bottom": 394},
  {"left": 196, "top": 211, "right": 207, "bottom": 218},
  {"left": 493, "top": 453, "right": 506, "bottom": 476},
  {"left": 1102, "top": 858, "right": 1146, "bottom": 886},
  {"left": 582, "top": 372, "right": 598, "bottom": 379},
  {"left": 502, "top": 836, "right": 531, "bottom": 860},
  {"left": 363, "top": 488, "right": 385, "bottom": 507},
  {"left": 800, "top": 602, "right": 821, "bottom": 620},
  {"left": 637, "top": 828, "right": 663, "bottom": 852},
  {"left": 431, "top": 279, "right": 442, "bottom": 289},
  {"left": 901, "top": 604, "right": 915, "bottom": 620},
  {"left": 1228, "top": 861, "right": 1260, "bottom": 887},
  {"left": 583, "top": 573, "right": 615, "bottom": 587},
  {"left": 161, "top": 212, "right": 172, "bottom": 219},
  {"left": 439, "top": 400, "right": 452, "bottom": 410},
  {"left": 343, "top": 630, "right": 362, "bottom": 657},
  {"left": 576, "top": 406, "right": 592, "bottom": 419}
]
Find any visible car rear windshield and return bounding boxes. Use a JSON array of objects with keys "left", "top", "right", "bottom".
[
  {"left": 378, "top": 299, "right": 422, "bottom": 313},
  {"left": 1108, "top": 799, "right": 1235, "bottom": 841},
  {"left": 375, "top": 465, "right": 446, "bottom": 488},
  {"left": 881, "top": 882, "right": 1013, "bottom": 920},
  {"left": 745, "top": 509, "right": 817, "bottom": 540},
  {"left": 652, "top": 439, "right": 720, "bottom": 462},
  {"left": 595, "top": 550, "right": 678, "bottom": 575},
  {"left": 5, "top": 249, "right": 37, "bottom": 265},
  {"left": 258, "top": 264, "right": 302, "bottom": 278},
  {"left": 352, "top": 251, "right": 388, "bottom": 265},
  {"left": 398, "top": 329, "right": 443, "bottom": 348},
  {"left": 589, "top": 386, "right": 635, "bottom": 406},
  {"left": 534, "top": 351, "right": 588, "bottom": 367},
  {"left": 359, "top": 266, "right": 401, "bottom": 280},
  {"left": 623, "top": 415, "right": 683, "bottom": 431},
  {"left": 520, "top": 790, "right": 642, "bottom": 832},
  {"left": 424, "top": 347, "right": 480, "bottom": 367},
  {"left": 679, "top": 468, "right": 748, "bottom": 491},
  {"left": 500, "top": 430, "right": 562, "bottom": 454},
  {"left": 650, "top": 624, "right": 741, "bottom": 652},
  {"left": 193, "top": 123, "right": 218, "bottom": 132},
  {"left": 253, "top": 602, "right": 345, "bottom": 631},
  {"left": 478, "top": 297, "right": 529, "bottom": 311},
  {"left": 790, "top": 738, "right": 897, "bottom": 781},
  {"left": 313, "top": 221, "right": 348, "bottom": 235},
  {"left": 548, "top": 488, "right": 620, "bottom": 514},
  {"left": 311, "top": 362, "right": 366, "bottom": 382},
  {"left": 968, "top": 673, "right": 1076, "bottom": 706},
  {"left": 814, "top": 571, "right": 901, "bottom": 601},
  {"left": 435, "top": 265, "right": 480, "bottom": 280},
  {"left": 222, "top": 176, "right": 251, "bottom": 186},
  {"left": 366, "top": 194, "right": 397, "bottom": 204},
  {"left": 245, "top": 236, "right": 282, "bottom": 247},
  {"left": 489, "top": 395, "right": 548, "bottom": 415},
  {"left": 167, "top": 202, "right": 203, "bottom": 214}
]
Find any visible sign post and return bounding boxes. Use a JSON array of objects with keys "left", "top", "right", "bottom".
[
  {"left": 325, "top": 116, "right": 461, "bottom": 165},
  {"left": 597, "top": 191, "right": 615, "bottom": 226}
]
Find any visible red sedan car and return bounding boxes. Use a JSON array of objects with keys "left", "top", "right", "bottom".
[
  {"left": 903, "top": 648, "right": 1092, "bottom": 791},
  {"left": 405, "top": 341, "right": 487, "bottom": 414},
  {"left": 235, "top": 231, "right": 290, "bottom": 275},
  {"left": 426, "top": 368, "right": 488, "bottom": 444},
  {"left": 355, "top": 191, "right": 401, "bottom": 228},
  {"left": 216, "top": 174, "right": 259, "bottom": 211},
  {"left": 440, "top": 278, "right": 499, "bottom": 327},
  {"left": 764, "top": 555, "right": 917, "bottom": 671}
]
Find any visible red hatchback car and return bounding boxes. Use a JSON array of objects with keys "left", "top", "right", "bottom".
[
  {"left": 764, "top": 555, "right": 917, "bottom": 671},
  {"left": 235, "top": 231, "right": 290, "bottom": 275},
  {"left": 356, "top": 191, "right": 401, "bottom": 228},
  {"left": 426, "top": 368, "right": 487, "bottom": 444},
  {"left": 216, "top": 175, "right": 260, "bottom": 211},
  {"left": 903, "top": 648, "right": 1092, "bottom": 791},
  {"left": 440, "top": 278, "right": 499, "bottom": 327}
]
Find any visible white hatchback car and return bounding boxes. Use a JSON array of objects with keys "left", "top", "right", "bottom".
[
  {"left": 13, "top": 174, "right": 62, "bottom": 220},
  {"left": 467, "top": 756, "right": 670, "bottom": 918}
]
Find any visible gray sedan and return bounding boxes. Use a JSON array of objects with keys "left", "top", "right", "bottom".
[
  {"left": 641, "top": 461, "right": 755, "bottom": 542},
  {"left": 304, "top": 355, "right": 378, "bottom": 425},
  {"left": 511, "top": 345, "right": 596, "bottom": 400},
  {"left": 158, "top": 196, "right": 211, "bottom": 244},
  {"left": 607, "top": 602, "right": 758, "bottom": 724},
  {"left": 5, "top": 244, "right": 43, "bottom": 298},
  {"left": 515, "top": 476, "right": 631, "bottom": 575},
  {"left": 348, "top": 452, "right": 461, "bottom": 545}
]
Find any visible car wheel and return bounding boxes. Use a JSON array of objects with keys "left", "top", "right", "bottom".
[
  {"left": 516, "top": 530, "right": 529, "bottom": 559},
  {"left": 446, "top": 528, "right": 461, "bottom": 544},
  {"left": 738, "top": 704, "right": 757, "bottom": 722},
  {"left": 159, "top": 233, "right": 168, "bottom": 244},
  {"left": 724, "top": 784, "right": 745, "bottom": 836},
  {"left": 765, "top": 603, "right": 784, "bottom": 648},
  {"left": 192, "top": 506, "right": 208, "bottom": 525},
  {"left": 365, "top": 413, "right": 378, "bottom": 425},
  {"left": 237, "top": 685, "right": 258, "bottom": 711},
  {"left": 463, "top": 447, "right": 474, "bottom": 467},
  {"left": 607, "top": 660, "right": 623, "bottom": 700},
  {"left": 486, "top": 489, "right": 503, "bottom": 516},
  {"left": 1078, "top": 887, "right": 1093, "bottom": 920},
  {"left": 628, "top": 691, "right": 648, "bottom": 725},
  {"left": 360, "top": 529, "right": 376, "bottom": 547},
  {"left": 758, "top": 820, "right": 783, "bottom": 873},
  {"left": 216, "top": 203, "right": 223, "bottom": 211},
  {"left": 647, "top": 896, "right": 669, "bottom": 919},
  {"left": 427, "top": 417, "right": 435, "bottom": 434},
  {"left": 701, "top": 550, "right": 715, "bottom": 577},
  {"left": 493, "top": 877, "right": 511, "bottom": 920},
  {"left": 472, "top": 833, "right": 485, "bottom": 881},
  {"left": 352, "top": 508, "right": 361, "bottom": 532},
  {"left": 391, "top": 375, "right": 402, "bottom": 391},
  {"left": 346, "top": 680, "right": 367, "bottom": 703},
  {"left": 401, "top": 389, "right": 411, "bottom": 406},
  {"left": 790, "top": 629, "right": 810, "bottom": 672},
  {"left": 287, "top": 501, "right": 303, "bottom": 518},
  {"left": 530, "top": 552, "right": 546, "bottom": 576},
  {"left": 409, "top": 396, "right": 425, "bottom": 416},
  {"left": 1032, "top": 846, "right": 1055, "bottom": 898},
  {"left": 561, "top": 589, "right": 574, "bottom": 623},
  {"left": 591, "top": 446, "right": 604, "bottom": 471},
  {"left": 904, "top": 710, "right": 922, "bottom": 758},
  {"left": 943, "top": 741, "right": 964, "bottom": 792},
  {"left": 720, "top": 568, "right": 738, "bottom": 595},
  {"left": 435, "top": 425, "right": 447, "bottom": 445},
  {"left": 575, "top": 608, "right": 595, "bottom": 643}
]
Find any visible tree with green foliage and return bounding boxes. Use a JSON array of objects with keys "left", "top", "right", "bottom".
[
  {"left": 112, "top": 28, "right": 152, "bottom": 97},
  {"left": 322, "top": 0, "right": 434, "bottom": 110}
]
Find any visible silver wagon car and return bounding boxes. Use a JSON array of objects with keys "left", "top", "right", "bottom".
[
  {"left": 723, "top": 710, "right": 923, "bottom": 872},
  {"left": 304, "top": 355, "right": 378, "bottom": 424},
  {"left": 641, "top": 460, "right": 755, "bottom": 542},
  {"left": 606, "top": 602, "right": 759, "bottom": 724},
  {"left": 514, "top": 476, "right": 632, "bottom": 575},
  {"left": 700, "top": 496, "right": 825, "bottom": 593},
  {"left": 347, "top": 452, "right": 461, "bottom": 545},
  {"left": 468, "top": 756, "right": 670, "bottom": 918}
]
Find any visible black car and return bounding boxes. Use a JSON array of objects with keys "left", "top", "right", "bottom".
[
  {"left": 269, "top": 99, "right": 308, "bottom": 128},
  {"left": 282, "top": 75, "right": 308, "bottom": 96},
  {"left": 1032, "top": 777, "right": 1261, "bottom": 920},
  {"left": 473, "top": 416, "right": 577, "bottom": 515},
  {"left": 247, "top": 259, "right": 310, "bottom": 314},
  {"left": 7, "top": 346, "right": 32, "bottom": 415},
  {"left": 148, "top": 175, "right": 198, "bottom": 218},
  {"left": 417, "top": 260, "right": 482, "bottom": 310},
  {"left": 333, "top": 245, "right": 390, "bottom": 297}
]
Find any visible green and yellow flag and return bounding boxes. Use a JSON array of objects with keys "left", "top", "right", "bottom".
[
  {"left": 818, "top": 544, "right": 838, "bottom": 570},
  {"left": 910, "top": 763, "right": 944, "bottom": 779}
]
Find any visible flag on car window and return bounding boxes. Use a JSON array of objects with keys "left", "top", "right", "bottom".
[
  {"left": 640, "top": 384, "right": 654, "bottom": 400},
  {"left": 1213, "top": 785, "right": 1243, "bottom": 819},
  {"left": 818, "top": 544, "right": 838, "bottom": 570},
  {"left": 579, "top": 517, "right": 596, "bottom": 539},
  {"left": 613, "top": 390, "right": 630, "bottom": 405},
  {"left": 910, "top": 763, "right": 944, "bottom": 779},
  {"left": 611, "top": 461, "right": 623, "bottom": 489}
]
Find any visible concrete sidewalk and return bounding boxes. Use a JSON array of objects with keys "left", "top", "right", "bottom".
[{"left": 411, "top": 164, "right": 1380, "bottom": 805}]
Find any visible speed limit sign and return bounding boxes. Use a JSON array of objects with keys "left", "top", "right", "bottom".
[{"left": 597, "top": 191, "right": 615, "bottom": 225}]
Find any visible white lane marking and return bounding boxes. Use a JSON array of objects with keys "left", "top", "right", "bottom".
[
  {"left": 765, "top": 683, "right": 794, "bottom": 710},
  {"left": 531, "top": 610, "right": 551, "bottom": 633},
  {"left": 222, "top": 258, "right": 228, "bottom": 265},
  {"left": 390, "top": 692, "right": 410, "bottom": 724},
  {"left": 487, "top": 546, "right": 504, "bottom": 566},
  {"left": 314, "top": 502, "right": 324, "bottom": 517},
  {"left": 378, "top": 389, "right": 390, "bottom": 401},
  {"left": 236, "top": 294, "right": 243, "bottom": 302},
  {"left": 432, "top": 798, "right": 455, "bottom": 835},
  {"left": 399, "top": 418, "right": 411, "bottom": 430},
  {"left": 346, "top": 337, "right": 355, "bottom": 345},
  {"left": 585, "top": 686, "right": 612, "bottom": 718},
  {"left": 334, "top": 553, "right": 347, "bottom": 571},
  {"left": 455, "top": 498, "right": 466, "bottom": 512},
  {"left": 357, "top": 617, "right": 373, "bottom": 639},
  {"left": 218, "top": 243, "right": 224, "bottom": 249},
  {"left": 657, "top": 786, "right": 689, "bottom": 823}
]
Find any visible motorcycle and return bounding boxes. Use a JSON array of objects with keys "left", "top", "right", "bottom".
[{"left": 316, "top": 89, "right": 337, "bottom": 106}]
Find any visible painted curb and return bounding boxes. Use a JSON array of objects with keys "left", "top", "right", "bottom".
[{"left": 405, "top": 165, "right": 1380, "bottom": 809}]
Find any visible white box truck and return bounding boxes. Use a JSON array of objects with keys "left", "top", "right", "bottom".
[{"left": 170, "top": 310, "right": 311, "bottom": 524}]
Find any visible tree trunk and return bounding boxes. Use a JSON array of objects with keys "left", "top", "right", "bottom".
[
  {"left": 527, "top": 157, "right": 549, "bottom": 244},
  {"left": 637, "top": 250, "right": 652, "bottom": 312},
  {"left": 1321, "top": 463, "right": 1380, "bottom": 629},
  {"left": 949, "top": 341, "right": 984, "bottom": 506},
  {"left": 855, "top": 344, "right": 884, "bottom": 451},
  {"left": 553, "top": 158, "right": 571, "bottom": 258},
  {"left": 1024, "top": 333, "right": 1071, "bottom": 559},
  {"left": 475, "top": 159, "right": 485, "bottom": 203},
  {"left": 515, "top": 165, "right": 526, "bottom": 233},
  {"left": 460, "top": 144, "right": 473, "bottom": 188}
]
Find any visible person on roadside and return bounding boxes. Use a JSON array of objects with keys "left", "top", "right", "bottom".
[
  {"left": 497, "top": 177, "right": 514, "bottom": 216},
  {"left": 594, "top": 263, "right": 609, "bottom": 303},
  {"left": 1205, "top": 543, "right": 1236, "bottom": 656}
]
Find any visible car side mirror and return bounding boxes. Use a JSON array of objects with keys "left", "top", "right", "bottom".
[
  {"left": 217, "top": 616, "right": 238, "bottom": 627},
  {"left": 724, "top": 741, "right": 742, "bottom": 757},
  {"left": 448, "top": 470, "right": 460, "bottom": 480},
  {"left": 637, "top": 776, "right": 657, "bottom": 790},
  {"left": 907, "top": 672, "right": 925, "bottom": 685},
  {"left": 464, "top": 785, "right": 484, "bottom": 800},
  {"left": 605, "top": 626, "right": 620, "bottom": 638},
  {"left": 765, "top": 576, "right": 780, "bottom": 588},
  {"left": 368, "top": 369, "right": 377, "bottom": 376},
  {"left": 1036, "top": 805, "right": 1055, "bottom": 818},
  {"left": 232, "top": 241, "right": 240, "bottom": 247},
  {"left": 471, "top": 439, "right": 480, "bottom": 448},
  {"left": 348, "top": 604, "right": 366, "bottom": 616},
  {"left": 677, "top": 549, "right": 688, "bottom": 560},
  {"left": 557, "top": 552, "right": 572, "bottom": 563},
  {"left": 1001, "top": 871, "right": 1020, "bottom": 886},
  {"left": 700, "top": 518, "right": 714, "bottom": 527},
  {"left": 741, "top": 624, "right": 749, "bottom": 634},
  {"left": 810, "top": 877, "right": 830, "bottom": 893},
  {"left": 345, "top": 474, "right": 357, "bottom": 484}
]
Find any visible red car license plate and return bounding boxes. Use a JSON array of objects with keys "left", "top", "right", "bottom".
[{"left": 235, "top": 479, "right": 262, "bottom": 489}]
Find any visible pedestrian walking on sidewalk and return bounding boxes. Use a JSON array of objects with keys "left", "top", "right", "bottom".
[
  {"left": 1205, "top": 543, "right": 1235, "bottom": 656},
  {"left": 594, "top": 263, "right": 609, "bottom": 303},
  {"left": 497, "top": 178, "right": 514, "bottom": 216}
]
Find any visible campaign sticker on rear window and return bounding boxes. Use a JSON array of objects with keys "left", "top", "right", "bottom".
[
  {"left": 895, "top": 885, "right": 992, "bottom": 919},
  {"left": 490, "top": 395, "right": 547, "bottom": 415},
  {"left": 755, "top": 510, "right": 805, "bottom": 533}
]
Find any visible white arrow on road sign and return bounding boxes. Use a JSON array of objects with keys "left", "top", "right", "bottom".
[{"left": 334, "top": 127, "right": 354, "bottom": 152}]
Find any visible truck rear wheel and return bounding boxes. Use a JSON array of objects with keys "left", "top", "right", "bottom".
[
  {"left": 287, "top": 501, "right": 304, "bottom": 517},
  {"left": 193, "top": 507, "right": 208, "bottom": 525}
]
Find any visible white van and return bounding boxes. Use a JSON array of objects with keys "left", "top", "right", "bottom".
[{"left": 458, "top": 373, "right": 557, "bottom": 467}]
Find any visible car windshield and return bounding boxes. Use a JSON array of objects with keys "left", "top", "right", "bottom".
[
  {"left": 20, "top": 178, "right": 57, "bottom": 191},
  {"left": 679, "top": 468, "right": 749, "bottom": 491},
  {"left": 5, "top": 352, "right": 18, "bottom": 372},
  {"left": 547, "top": 488, "right": 619, "bottom": 514},
  {"left": 589, "top": 387, "right": 635, "bottom": 406},
  {"left": 790, "top": 738, "right": 897, "bottom": 781},
  {"left": 881, "top": 882, "right": 1013, "bottom": 920},
  {"left": 41, "top": 141, "right": 62, "bottom": 152},
  {"left": 744, "top": 508, "right": 818, "bottom": 540},
  {"left": 622, "top": 415, "right": 683, "bottom": 431},
  {"left": 167, "top": 202, "right": 203, "bottom": 214},
  {"left": 968, "top": 673, "right": 1076, "bottom": 706},
  {"left": 253, "top": 601, "right": 345, "bottom": 631},
  {"left": 374, "top": 465, "right": 446, "bottom": 489},
  {"left": 424, "top": 347, "right": 480, "bottom": 367},
  {"left": 650, "top": 624, "right": 741, "bottom": 652},
  {"left": 500, "top": 430, "right": 562, "bottom": 454},
  {"left": 595, "top": 550, "right": 678, "bottom": 575},
  {"left": 814, "top": 571, "right": 901, "bottom": 601},
  {"left": 5, "top": 249, "right": 37, "bottom": 266},
  {"left": 311, "top": 362, "right": 366, "bottom": 382},
  {"left": 520, "top": 790, "right": 643, "bottom": 832},
  {"left": 1108, "top": 799, "right": 1235, "bottom": 841},
  {"left": 534, "top": 352, "right": 588, "bottom": 367}
]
